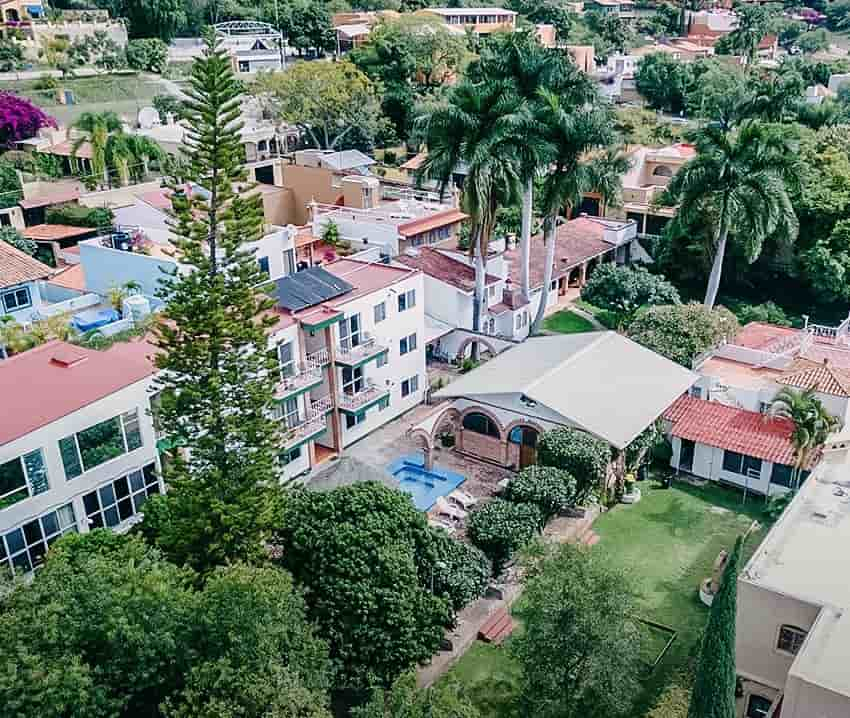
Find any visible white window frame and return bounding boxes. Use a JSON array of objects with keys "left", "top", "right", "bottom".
[
  {"left": 776, "top": 624, "right": 807, "bottom": 656},
  {"left": 401, "top": 374, "right": 419, "bottom": 398},
  {"left": 278, "top": 341, "right": 295, "bottom": 378},
  {"left": 59, "top": 410, "right": 143, "bottom": 480},
  {"left": 82, "top": 464, "right": 160, "bottom": 531},
  {"left": 399, "top": 332, "right": 417, "bottom": 356},
  {"left": 398, "top": 289, "right": 416, "bottom": 312},
  {"left": 0, "top": 449, "right": 49, "bottom": 509},
  {"left": 374, "top": 301, "right": 386, "bottom": 324},
  {"left": 342, "top": 365, "right": 364, "bottom": 395},
  {"left": 0, "top": 503, "right": 77, "bottom": 574},
  {"left": 339, "top": 313, "right": 361, "bottom": 351},
  {"left": 2, "top": 286, "right": 32, "bottom": 313}
]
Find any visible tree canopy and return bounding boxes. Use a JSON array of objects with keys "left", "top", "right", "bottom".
[{"left": 582, "top": 264, "right": 680, "bottom": 326}]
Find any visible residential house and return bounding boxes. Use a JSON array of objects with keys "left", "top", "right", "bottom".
[
  {"left": 0, "top": 241, "right": 54, "bottom": 323},
  {"left": 265, "top": 260, "right": 426, "bottom": 482},
  {"left": 411, "top": 332, "right": 695, "bottom": 473},
  {"left": 736, "top": 438, "right": 850, "bottom": 718},
  {"left": 395, "top": 215, "right": 641, "bottom": 358},
  {"left": 214, "top": 21, "right": 283, "bottom": 74},
  {"left": 417, "top": 7, "right": 517, "bottom": 34},
  {"left": 585, "top": 0, "right": 636, "bottom": 20},
  {"left": 664, "top": 318, "right": 850, "bottom": 496},
  {"left": 585, "top": 143, "right": 694, "bottom": 237},
  {"left": 0, "top": 337, "right": 160, "bottom": 573}
]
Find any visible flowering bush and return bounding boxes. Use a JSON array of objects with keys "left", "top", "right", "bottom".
[{"left": 0, "top": 93, "right": 56, "bottom": 148}]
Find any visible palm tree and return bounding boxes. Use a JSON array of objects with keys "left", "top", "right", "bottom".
[
  {"left": 417, "top": 78, "right": 522, "bottom": 358},
  {"left": 721, "top": 4, "right": 773, "bottom": 66},
  {"left": 770, "top": 387, "right": 840, "bottom": 490},
  {"left": 665, "top": 121, "right": 800, "bottom": 308},
  {"left": 72, "top": 111, "right": 162, "bottom": 188},
  {"left": 530, "top": 92, "right": 628, "bottom": 334}
]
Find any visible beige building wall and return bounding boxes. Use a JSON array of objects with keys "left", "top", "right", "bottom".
[
  {"left": 784, "top": 675, "right": 848, "bottom": 718},
  {"left": 736, "top": 579, "right": 820, "bottom": 690},
  {"left": 279, "top": 164, "right": 343, "bottom": 225}
]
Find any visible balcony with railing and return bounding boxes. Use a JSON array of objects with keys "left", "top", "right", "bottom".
[
  {"left": 337, "top": 380, "right": 390, "bottom": 413},
  {"left": 335, "top": 333, "right": 388, "bottom": 367},
  {"left": 274, "top": 357, "right": 324, "bottom": 400},
  {"left": 280, "top": 397, "right": 333, "bottom": 450}
]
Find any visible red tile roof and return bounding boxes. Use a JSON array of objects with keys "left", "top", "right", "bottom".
[
  {"left": 399, "top": 152, "right": 427, "bottom": 171},
  {"left": 322, "top": 258, "right": 418, "bottom": 304},
  {"left": 777, "top": 359, "right": 850, "bottom": 398},
  {"left": 18, "top": 187, "right": 80, "bottom": 209},
  {"left": 44, "top": 140, "right": 93, "bottom": 160},
  {"left": 395, "top": 247, "right": 499, "bottom": 292},
  {"left": 504, "top": 216, "right": 614, "bottom": 290},
  {"left": 0, "top": 240, "right": 52, "bottom": 289},
  {"left": 734, "top": 322, "right": 799, "bottom": 351},
  {"left": 664, "top": 395, "right": 807, "bottom": 468},
  {"left": 47, "top": 263, "right": 86, "bottom": 292},
  {"left": 23, "top": 224, "right": 96, "bottom": 242},
  {"left": 0, "top": 338, "right": 157, "bottom": 446},
  {"left": 397, "top": 208, "right": 467, "bottom": 238}
]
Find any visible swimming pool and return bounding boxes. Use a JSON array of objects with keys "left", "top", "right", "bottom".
[{"left": 386, "top": 453, "right": 467, "bottom": 511}]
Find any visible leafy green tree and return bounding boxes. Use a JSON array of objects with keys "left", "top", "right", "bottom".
[
  {"left": 769, "top": 387, "right": 840, "bottom": 489},
  {"left": 125, "top": 0, "right": 184, "bottom": 42},
  {"left": 582, "top": 264, "right": 680, "bottom": 327},
  {"left": 715, "top": 4, "right": 774, "bottom": 65},
  {"left": 505, "top": 465, "right": 577, "bottom": 522},
  {"left": 125, "top": 37, "right": 169, "bottom": 72},
  {"left": 627, "top": 303, "right": 739, "bottom": 367},
  {"left": 744, "top": 66, "right": 806, "bottom": 123},
  {"left": 253, "top": 61, "right": 389, "bottom": 150},
  {"left": 428, "top": 527, "right": 491, "bottom": 611},
  {"left": 634, "top": 52, "right": 693, "bottom": 114},
  {"left": 665, "top": 121, "right": 800, "bottom": 307},
  {"left": 584, "top": 9, "right": 633, "bottom": 59},
  {"left": 0, "top": 225, "right": 36, "bottom": 256},
  {"left": 271, "top": 482, "right": 451, "bottom": 695},
  {"left": 512, "top": 543, "right": 643, "bottom": 718},
  {"left": 354, "top": 672, "right": 480, "bottom": 718},
  {"left": 141, "top": 31, "right": 280, "bottom": 574},
  {"left": 531, "top": 90, "right": 627, "bottom": 332},
  {"left": 687, "top": 536, "right": 742, "bottom": 718},
  {"left": 796, "top": 28, "right": 830, "bottom": 54},
  {"left": 288, "top": 0, "right": 335, "bottom": 56},
  {"left": 467, "top": 498, "right": 542, "bottom": 574},
  {"left": 686, "top": 59, "right": 751, "bottom": 128},
  {"left": 0, "top": 37, "right": 22, "bottom": 71},
  {"left": 537, "top": 427, "right": 611, "bottom": 503},
  {"left": 505, "top": 0, "right": 574, "bottom": 40},
  {"left": 0, "top": 159, "right": 22, "bottom": 209},
  {"left": 826, "top": 0, "right": 850, "bottom": 31}
]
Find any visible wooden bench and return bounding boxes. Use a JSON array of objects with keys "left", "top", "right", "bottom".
[{"left": 478, "top": 607, "right": 514, "bottom": 644}]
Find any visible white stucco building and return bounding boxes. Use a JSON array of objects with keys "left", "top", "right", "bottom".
[{"left": 0, "top": 338, "right": 160, "bottom": 573}]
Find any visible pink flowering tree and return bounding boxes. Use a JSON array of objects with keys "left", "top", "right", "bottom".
[{"left": 0, "top": 93, "right": 56, "bottom": 148}]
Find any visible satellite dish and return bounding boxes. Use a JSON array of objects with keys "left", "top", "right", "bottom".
[{"left": 138, "top": 106, "right": 161, "bottom": 129}]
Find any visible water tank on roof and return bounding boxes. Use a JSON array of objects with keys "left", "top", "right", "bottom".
[{"left": 123, "top": 295, "right": 151, "bottom": 323}]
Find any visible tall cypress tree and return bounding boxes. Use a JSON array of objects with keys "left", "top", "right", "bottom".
[
  {"left": 688, "top": 535, "right": 743, "bottom": 718},
  {"left": 142, "top": 29, "right": 280, "bottom": 573}
]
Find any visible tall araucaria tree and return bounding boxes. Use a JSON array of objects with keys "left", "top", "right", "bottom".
[
  {"left": 0, "top": 92, "right": 56, "bottom": 148},
  {"left": 687, "top": 535, "right": 743, "bottom": 718},
  {"left": 141, "top": 30, "right": 281, "bottom": 574}
]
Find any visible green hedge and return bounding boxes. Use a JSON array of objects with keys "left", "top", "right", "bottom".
[
  {"left": 467, "top": 499, "right": 541, "bottom": 575},
  {"left": 504, "top": 466, "right": 577, "bottom": 523},
  {"left": 45, "top": 204, "right": 114, "bottom": 228}
]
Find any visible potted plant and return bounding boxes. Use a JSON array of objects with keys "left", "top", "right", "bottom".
[{"left": 621, "top": 472, "right": 642, "bottom": 505}]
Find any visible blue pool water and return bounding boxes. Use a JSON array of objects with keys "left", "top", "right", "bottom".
[{"left": 386, "top": 453, "right": 467, "bottom": 511}]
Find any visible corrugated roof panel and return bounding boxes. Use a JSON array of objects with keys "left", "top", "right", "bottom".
[{"left": 275, "top": 267, "right": 353, "bottom": 311}]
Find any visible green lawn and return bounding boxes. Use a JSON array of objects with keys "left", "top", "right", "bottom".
[
  {"left": 439, "top": 480, "right": 771, "bottom": 717},
  {"left": 541, "top": 309, "right": 595, "bottom": 334}
]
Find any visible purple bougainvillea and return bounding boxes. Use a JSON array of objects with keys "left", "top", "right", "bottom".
[{"left": 0, "top": 93, "right": 56, "bottom": 148}]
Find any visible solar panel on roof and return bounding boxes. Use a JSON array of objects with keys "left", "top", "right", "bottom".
[{"left": 275, "top": 267, "right": 353, "bottom": 311}]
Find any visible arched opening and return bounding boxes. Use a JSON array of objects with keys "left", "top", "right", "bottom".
[
  {"left": 508, "top": 425, "right": 539, "bottom": 469},
  {"left": 462, "top": 412, "right": 500, "bottom": 438}
]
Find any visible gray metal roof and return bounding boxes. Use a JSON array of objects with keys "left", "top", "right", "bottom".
[
  {"left": 434, "top": 332, "right": 697, "bottom": 449},
  {"left": 319, "top": 150, "right": 376, "bottom": 171},
  {"left": 306, "top": 456, "right": 399, "bottom": 492},
  {"left": 274, "top": 267, "right": 353, "bottom": 311}
]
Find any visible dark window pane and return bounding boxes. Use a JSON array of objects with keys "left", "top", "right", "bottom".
[
  {"left": 722, "top": 451, "right": 742, "bottom": 474},
  {"left": 89, "top": 513, "right": 104, "bottom": 529},
  {"left": 99, "top": 484, "right": 116, "bottom": 508},
  {"left": 29, "top": 541, "right": 47, "bottom": 565},
  {"left": 117, "top": 498, "right": 134, "bottom": 521},
  {"left": 78, "top": 417, "right": 124, "bottom": 472},
  {"left": 5, "top": 528, "right": 24, "bottom": 554},
  {"left": 114, "top": 477, "right": 129, "bottom": 499},
  {"left": 41, "top": 512, "right": 58, "bottom": 537},
  {"left": 146, "top": 483, "right": 160, "bottom": 496},
  {"left": 0, "top": 457, "right": 26, "bottom": 497},
  {"left": 104, "top": 507, "right": 120, "bottom": 528},
  {"left": 771, "top": 464, "right": 793, "bottom": 487},
  {"left": 133, "top": 492, "right": 147, "bottom": 513},
  {"left": 11, "top": 551, "right": 31, "bottom": 573},
  {"left": 59, "top": 436, "right": 82, "bottom": 479},
  {"left": 129, "top": 470, "right": 145, "bottom": 492},
  {"left": 0, "top": 538, "right": 6, "bottom": 560},
  {"left": 83, "top": 492, "right": 100, "bottom": 516},
  {"left": 23, "top": 520, "right": 42, "bottom": 545},
  {"left": 143, "top": 464, "right": 157, "bottom": 486}
]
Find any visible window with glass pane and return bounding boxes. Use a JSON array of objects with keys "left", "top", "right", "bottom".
[
  {"left": 0, "top": 457, "right": 29, "bottom": 510},
  {"left": 283, "top": 249, "right": 296, "bottom": 276},
  {"left": 122, "top": 410, "right": 143, "bottom": 451},
  {"left": 1, "top": 503, "right": 76, "bottom": 574},
  {"left": 282, "top": 398, "right": 300, "bottom": 428},
  {"left": 777, "top": 625, "right": 807, "bottom": 655},
  {"left": 374, "top": 302, "right": 386, "bottom": 323},
  {"left": 770, "top": 464, "right": 793, "bottom": 487},
  {"left": 83, "top": 463, "right": 159, "bottom": 529},
  {"left": 339, "top": 314, "right": 361, "bottom": 351},
  {"left": 376, "top": 352, "right": 388, "bottom": 368},
  {"left": 342, "top": 366, "right": 364, "bottom": 395},
  {"left": 280, "top": 447, "right": 301, "bottom": 466},
  {"left": 59, "top": 435, "right": 82, "bottom": 479},
  {"left": 746, "top": 695, "right": 772, "bottom": 718},
  {"left": 278, "top": 342, "right": 295, "bottom": 378},
  {"left": 77, "top": 416, "right": 124, "bottom": 471}
]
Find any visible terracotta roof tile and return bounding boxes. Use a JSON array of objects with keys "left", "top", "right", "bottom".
[
  {"left": 399, "top": 152, "right": 427, "bottom": 171},
  {"left": 47, "top": 263, "right": 86, "bottom": 292},
  {"left": 18, "top": 188, "right": 80, "bottom": 209},
  {"left": 43, "top": 140, "right": 93, "bottom": 159},
  {"left": 395, "top": 247, "right": 498, "bottom": 292},
  {"left": 733, "top": 322, "right": 799, "bottom": 351},
  {"left": 663, "top": 395, "right": 810, "bottom": 468},
  {"left": 397, "top": 208, "right": 467, "bottom": 238},
  {"left": 23, "top": 224, "right": 96, "bottom": 241},
  {"left": 0, "top": 240, "right": 52, "bottom": 289},
  {"left": 777, "top": 359, "right": 850, "bottom": 398}
]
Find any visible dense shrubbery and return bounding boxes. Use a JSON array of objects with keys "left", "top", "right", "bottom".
[
  {"left": 583, "top": 264, "right": 680, "bottom": 326},
  {"left": 45, "top": 204, "right": 114, "bottom": 228},
  {"left": 428, "top": 528, "right": 491, "bottom": 611},
  {"left": 537, "top": 428, "right": 612, "bottom": 504},
  {"left": 467, "top": 499, "right": 541, "bottom": 575},
  {"left": 126, "top": 38, "right": 168, "bottom": 73},
  {"left": 504, "top": 466, "right": 577, "bottom": 522}
]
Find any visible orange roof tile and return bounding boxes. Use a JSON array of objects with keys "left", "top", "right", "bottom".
[
  {"left": 777, "top": 359, "right": 850, "bottom": 398},
  {"left": 18, "top": 187, "right": 80, "bottom": 209},
  {"left": 663, "top": 395, "right": 810, "bottom": 468},
  {"left": 397, "top": 209, "right": 467, "bottom": 238},
  {"left": 47, "top": 263, "right": 86, "bottom": 292},
  {"left": 23, "top": 224, "right": 95, "bottom": 241},
  {"left": 0, "top": 240, "right": 52, "bottom": 289}
]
